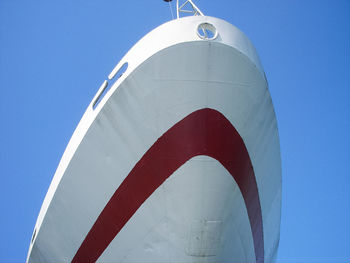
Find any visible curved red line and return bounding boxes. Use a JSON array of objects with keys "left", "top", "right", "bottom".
[{"left": 72, "top": 108, "right": 264, "bottom": 263}]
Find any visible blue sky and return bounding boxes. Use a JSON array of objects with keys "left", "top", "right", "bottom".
[{"left": 0, "top": 0, "right": 349, "bottom": 262}]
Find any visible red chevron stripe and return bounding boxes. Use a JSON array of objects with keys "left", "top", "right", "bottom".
[{"left": 72, "top": 108, "right": 264, "bottom": 263}]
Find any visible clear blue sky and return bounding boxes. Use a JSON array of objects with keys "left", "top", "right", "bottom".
[{"left": 0, "top": 1, "right": 349, "bottom": 262}]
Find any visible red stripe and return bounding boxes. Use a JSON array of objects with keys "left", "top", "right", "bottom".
[{"left": 72, "top": 108, "right": 264, "bottom": 263}]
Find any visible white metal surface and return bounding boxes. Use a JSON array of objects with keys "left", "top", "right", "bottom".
[{"left": 27, "top": 15, "right": 281, "bottom": 263}]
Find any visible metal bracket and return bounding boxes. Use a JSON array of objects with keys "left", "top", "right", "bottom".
[{"left": 176, "top": 0, "right": 204, "bottom": 19}]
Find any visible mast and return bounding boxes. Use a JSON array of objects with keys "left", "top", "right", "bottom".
[
  {"left": 164, "top": 0, "right": 204, "bottom": 19},
  {"left": 176, "top": 0, "right": 204, "bottom": 19}
]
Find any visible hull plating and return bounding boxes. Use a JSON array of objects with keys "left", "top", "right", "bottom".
[{"left": 27, "top": 16, "right": 281, "bottom": 263}]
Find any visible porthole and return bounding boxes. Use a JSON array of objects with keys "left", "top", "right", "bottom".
[
  {"left": 93, "top": 62, "right": 128, "bottom": 110},
  {"left": 31, "top": 228, "right": 37, "bottom": 244},
  {"left": 108, "top": 62, "right": 128, "bottom": 81},
  {"left": 92, "top": 80, "right": 109, "bottom": 110},
  {"left": 197, "top": 23, "right": 218, "bottom": 40}
]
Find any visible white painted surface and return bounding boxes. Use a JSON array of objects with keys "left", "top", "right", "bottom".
[
  {"left": 98, "top": 156, "right": 255, "bottom": 263},
  {"left": 27, "top": 15, "right": 281, "bottom": 263}
]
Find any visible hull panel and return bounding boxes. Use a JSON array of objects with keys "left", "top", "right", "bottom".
[{"left": 27, "top": 16, "right": 281, "bottom": 263}]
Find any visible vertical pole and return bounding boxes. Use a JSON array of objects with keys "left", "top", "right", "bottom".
[{"left": 176, "top": 0, "right": 180, "bottom": 19}]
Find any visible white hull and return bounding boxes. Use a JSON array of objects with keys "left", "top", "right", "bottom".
[{"left": 27, "top": 16, "right": 281, "bottom": 263}]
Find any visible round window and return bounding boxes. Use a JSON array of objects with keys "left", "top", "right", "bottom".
[{"left": 197, "top": 23, "right": 218, "bottom": 40}]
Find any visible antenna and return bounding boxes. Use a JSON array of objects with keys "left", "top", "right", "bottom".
[{"left": 163, "top": 0, "right": 204, "bottom": 19}]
